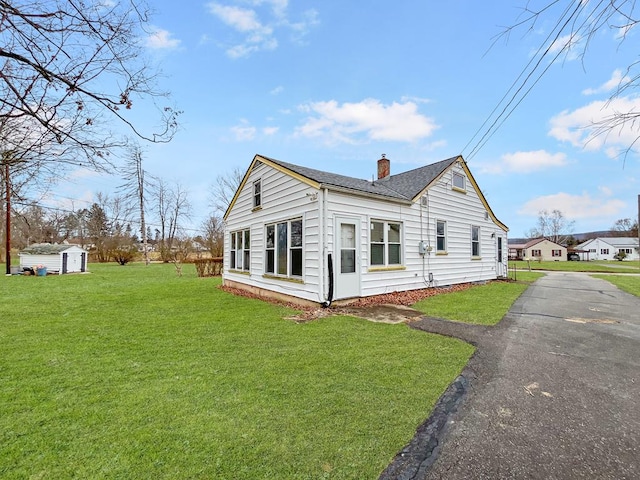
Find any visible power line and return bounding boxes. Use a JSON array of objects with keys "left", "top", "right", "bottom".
[{"left": 462, "top": 0, "right": 590, "bottom": 161}]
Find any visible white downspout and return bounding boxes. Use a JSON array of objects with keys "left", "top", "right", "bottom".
[
  {"left": 318, "top": 188, "right": 325, "bottom": 303},
  {"left": 321, "top": 187, "right": 332, "bottom": 307}
]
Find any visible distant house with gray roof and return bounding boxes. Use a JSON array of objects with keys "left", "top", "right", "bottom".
[
  {"left": 575, "top": 237, "right": 639, "bottom": 261},
  {"left": 19, "top": 243, "right": 88, "bottom": 274},
  {"left": 223, "top": 154, "right": 508, "bottom": 306}
]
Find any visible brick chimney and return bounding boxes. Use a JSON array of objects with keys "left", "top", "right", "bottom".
[{"left": 377, "top": 154, "right": 390, "bottom": 180}]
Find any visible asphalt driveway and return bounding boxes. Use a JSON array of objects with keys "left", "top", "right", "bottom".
[{"left": 382, "top": 272, "right": 640, "bottom": 480}]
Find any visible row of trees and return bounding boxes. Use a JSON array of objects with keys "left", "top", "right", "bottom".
[
  {"left": 526, "top": 209, "right": 639, "bottom": 245},
  {"left": 0, "top": 171, "right": 226, "bottom": 265}
]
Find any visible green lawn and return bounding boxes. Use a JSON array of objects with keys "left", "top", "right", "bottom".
[
  {"left": 592, "top": 274, "right": 640, "bottom": 297},
  {"left": 0, "top": 263, "right": 473, "bottom": 479},
  {"left": 413, "top": 273, "right": 544, "bottom": 325},
  {"left": 510, "top": 259, "right": 640, "bottom": 273}
]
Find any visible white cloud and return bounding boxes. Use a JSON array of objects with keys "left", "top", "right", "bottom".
[
  {"left": 476, "top": 150, "right": 567, "bottom": 175},
  {"left": 230, "top": 120, "right": 279, "bottom": 140},
  {"left": 549, "top": 96, "right": 640, "bottom": 157},
  {"left": 145, "top": 28, "right": 181, "bottom": 50},
  {"left": 206, "top": 1, "right": 318, "bottom": 58},
  {"left": 295, "top": 98, "right": 438, "bottom": 144},
  {"left": 400, "top": 95, "right": 432, "bottom": 105},
  {"left": 270, "top": 85, "right": 284, "bottom": 95},
  {"left": 231, "top": 120, "right": 256, "bottom": 141},
  {"left": 518, "top": 192, "right": 626, "bottom": 219},
  {"left": 497, "top": 150, "right": 568, "bottom": 173},
  {"left": 582, "top": 69, "right": 630, "bottom": 96},
  {"left": 548, "top": 33, "right": 582, "bottom": 61},
  {"left": 208, "top": 4, "right": 263, "bottom": 32}
]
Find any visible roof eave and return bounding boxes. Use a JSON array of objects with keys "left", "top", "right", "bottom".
[{"left": 321, "top": 183, "right": 412, "bottom": 205}]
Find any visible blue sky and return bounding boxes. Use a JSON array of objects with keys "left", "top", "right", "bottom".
[{"left": 58, "top": 0, "right": 639, "bottom": 238}]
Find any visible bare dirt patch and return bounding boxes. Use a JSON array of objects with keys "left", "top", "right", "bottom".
[{"left": 220, "top": 282, "right": 482, "bottom": 322}]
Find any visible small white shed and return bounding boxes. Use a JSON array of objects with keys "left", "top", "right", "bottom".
[{"left": 19, "top": 243, "right": 88, "bottom": 274}]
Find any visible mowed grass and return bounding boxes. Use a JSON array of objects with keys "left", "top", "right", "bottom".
[
  {"left": 413, "top": 273, "right": 544, "bottom": 325},
  {"left": 0, "top": 263, "right": 473, "bottom": 479},
  {"left": 510, "top": 260, "right": 640, "bottom": 273},
  {"left": 592, "top": 274, "right": 640, "bottom": 297}
]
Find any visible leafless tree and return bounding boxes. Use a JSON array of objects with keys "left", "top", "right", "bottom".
[
  {"left": 0, "top": 0, "right": 180, "bottom": 173},
  {"left": 152, "top": 179, "right": 191, "bottom": 262},
  {"left": 118, "top": 143, "right": 151, "bottom": 264},
  {"left": 198, "top": 214, "right": 224, "bottom": 257},
  {"left": 611, "top": 218, "right": 639, "bottom": 237},
  {"left": 527, "top": 209, "right": 575, "bottom": 244},
  {"left": 210, "top": 167, "right": 244, "bottom": 215}
]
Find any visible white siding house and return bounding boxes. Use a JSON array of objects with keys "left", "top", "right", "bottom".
[
  {"left": 19, "top": 243, "right": 88, "bottom": 274},
  {"left": 223, "top": 154, "right": 509, "bottom": 306},
  {"left": 576, "top": 237, "right": 639, "bottom": 261}
]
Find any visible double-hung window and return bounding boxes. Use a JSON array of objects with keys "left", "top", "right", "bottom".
[
  {"left": 601, "top": 248, "right": 609, "bottom": 255},
  {"left": 552, "top": 249, "right": 561, "bottom": 257},
  {"left": 230, "top": 229, "right": 250, "bottom": 271},
  {"left": 453, "top": 172, "right": 466, "bottom": 191},
  {"left": 265, "top": 218, "right": 303, "bottom": 278},
  {"left": 436, "top": 220, "right": 447, "bottom": 252},
  {"left": 531, "top": 249, "right": 541, "bottom": 257},
  {"left": 471, "top": 226, "right": 480, "bottom": 257},
  {"left": 253, "top": 179, "right": 262, "bottom": 208},
  {"left": 370, "top": 221, "right": 402, "bottom": 266}
]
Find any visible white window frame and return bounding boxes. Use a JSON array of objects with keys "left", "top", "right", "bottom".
[
  {"left": 436, "top": 220, "right": 447, "bottom": 253},
  {"left": 552, "top": 249, "right": 562, "bottom": 257},
  {"left": 264, "top": 218, "right": 303, "bottom": 278},
  {"left": 369, "top": 220, "right": 402, "bottom": 267},
  {"left": 453, "top": 172, "right": 466, "bottom": 191},
  {"left": 471, "top": 225, "right": 480, "bottom": 257},
  {"left": 230, "top": 229, "right": 250, "bottom": 271},
  {"left": 253, "top": 179, "right": 262, "bottom": 208}
]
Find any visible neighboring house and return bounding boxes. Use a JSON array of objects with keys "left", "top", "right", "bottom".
[
  {"left": 508, "top": 238, "right": 567, "bottom": 261},
  {"left": 575, "top": 237, "right": 639, "bottom": 261},
  {"left": 223, "top": 154, "right": 508, "bottom": 306},
  {"left": 19, "top": 243, "right": 88, "bottom": 274}
]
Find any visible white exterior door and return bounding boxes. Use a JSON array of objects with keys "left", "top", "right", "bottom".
[{"left": 335, "top": 217, "right": 360, "bottom": 299}]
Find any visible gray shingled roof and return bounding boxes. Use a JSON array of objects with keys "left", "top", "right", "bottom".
[
  {"left": 260, "top": 155, "right": 458, "bottom": 202},
  {"left": 20, "top": 243, "right": 81, "bottom": 254}
]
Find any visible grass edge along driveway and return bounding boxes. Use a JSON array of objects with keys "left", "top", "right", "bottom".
[
  {"left": 0, "top": 263, "right": 473, "bottom": 480},
  {"left": 413, "top": 271, "right": 544, "bottom": 325}
]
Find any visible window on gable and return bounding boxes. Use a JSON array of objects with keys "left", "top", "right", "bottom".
[
  {"left": 436, "top": 220, "right": 446, "bottom": 252},
  {"left": 253, "top": 179, "right": 262, "bottom": 208},
  {"left": 453, "top": 172, "right": 465, "bottom": 191},
  {"left": 265, "top": 218, "right": 303, "bottom": 278},
  {"left": 230, "top": 229, "right": 250, "bottom": 271},
  {"left": 471, "top": 226, "right": 480, "bottom": 257},
  {"left": 370, "top": 221, "right": 402, "bottom": 266},
  {"left": 552, "top": 249, "right": 561, "bottom": 257},
  {"left": 601, "top": 248, "right": 609, "bottom": 255}
]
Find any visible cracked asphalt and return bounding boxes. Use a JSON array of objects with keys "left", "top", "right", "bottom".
[{"left": 381, "top": 272, "right": 640, "bottom": 480}]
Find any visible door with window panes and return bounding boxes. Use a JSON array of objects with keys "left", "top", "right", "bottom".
[{"left": 335, "top": 217, "right": 360, "bottom": 299}]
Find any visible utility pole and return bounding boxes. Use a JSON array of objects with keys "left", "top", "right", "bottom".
[{"left": 4, "top": 161, "right": 10, "bottom": 275}]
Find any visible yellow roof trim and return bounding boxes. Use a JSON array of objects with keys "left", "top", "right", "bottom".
[
  {"left": 462, "top": 159, "right": 509, "bottom": 232},
  {"left": 257, "top": 155, "right": 321, "bottom": 189},
  {"left": 223, "top": 154, "right": 320, "bottom": 220},
  {"left": 411, "top": 156, "right": 509, "bottom": 232}
]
